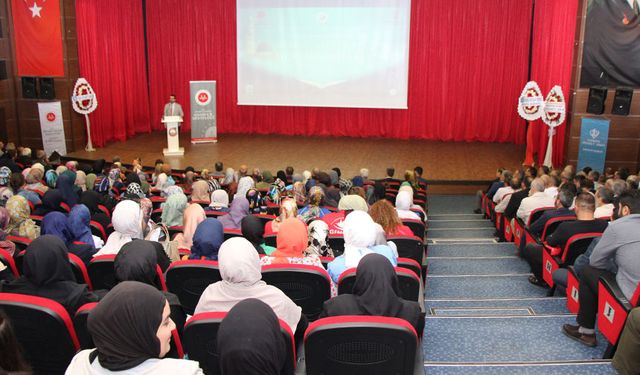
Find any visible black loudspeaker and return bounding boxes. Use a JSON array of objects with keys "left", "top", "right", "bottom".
[
  {"left": 39, "top": 77, "right": 55, "bottom": 99},
  {"left": 21, "top": 77, "right": 37, "bottom": 99},
  {"left": 587, "top": 86, "right": 607, "bottom": 114},
  {"left": 611, "top": 87, "right": 633, "bottom": 116},
  {"left": 0, "top": 60, "right": 6, "bottom": 80}
]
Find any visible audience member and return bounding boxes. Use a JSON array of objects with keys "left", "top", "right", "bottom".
[
  {"left": 298, "top": 187, "right": 331, "bottom": 222},
  {"left": 305, "top": 219, "right": 334, "bottom": 257},
  {"left": 95, "top": 200, "right": 143, "bottom": 256},
  {"left": 188, "top": 219, "right": 224, "bottom": 260},
  {"left": 241, "top": 215, "right": 275, "bottom": 255},
  {"left": 208, "top": 189, "right": 230, "bottom": 212},
  {"left": 217, "top": 197, "right": 250, "bottom": 230},
  {"left": 369, "top": 199, "right": 414, "bottom": 237},
  {"left": 0, "top": 311, "right": 32, "bottom": 374},
  {"left": 5, "top": 195, "right": 39, "bottom": 240},
  {"left": 516, "top": 177, "right": 555, "bottom": 225},
  {"left": 612, "top": 308, "right": 640, "bottom": 374},
  {"left": 593, "top": 187, "right": 615, "bottom": 219},
  {"left": 174, "top": 204, "right": 206, "bottom": 251},
  {"left": 0, "top": 207, "right": 16, "bottom": 256},
  {"left": 161, "top": 193, "right": 188, "bottom": 227},
  {"left": 527, "top": 184, "right": 576, "bottom": 238}
]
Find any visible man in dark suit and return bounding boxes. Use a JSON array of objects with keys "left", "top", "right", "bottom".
[
  {"left": 504, "top": 176, "right": 533, "bottom": 220},
  {"left": 523, "top": 192, "right": 609, "bottom": 286},
  {"left": 528, "top": 184, "right": 577, "bottom": 238}
]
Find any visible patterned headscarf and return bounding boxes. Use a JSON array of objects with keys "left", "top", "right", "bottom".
[
  {"left": 0, "top": 167, "right": 10, "bottom": 186},
  {"left": 126, "top": 183, "right": 145, "bottom": 199}
]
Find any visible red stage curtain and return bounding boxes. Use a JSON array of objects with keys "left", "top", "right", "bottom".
[
  {"left": 76, "top": 0, "right": 151, "bottom": 147},
  {"left": 146, "top": 0, "right": 531, "bottom": 144},
  {"left": 530, "top": 0, "right": 579, "bottom": 167}
]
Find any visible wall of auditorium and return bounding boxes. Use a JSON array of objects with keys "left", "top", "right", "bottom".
[
  {"left": 566, "top": 0, "right": 640, "bottom": 172},
  {"left": 0, "top": 0, "right": 85, "bottom": 153}
]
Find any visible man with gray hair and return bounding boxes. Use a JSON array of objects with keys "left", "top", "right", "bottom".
[
  {"left": 517, "top": 177, "right": 556, "bottom": 225},
  {"left": 528, "top": 183, "right": 577, "bottom": 238}
]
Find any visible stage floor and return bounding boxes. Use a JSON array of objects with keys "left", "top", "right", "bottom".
[{"left": 66, "top": 132, "right": 525, "bottom": 194}]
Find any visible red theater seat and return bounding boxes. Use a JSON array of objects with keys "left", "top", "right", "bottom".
[
  {"left": 0, "top": 293, "right": 80, "bottom": 375},
  {"left": 165, "top": 260, "right": 222, "bottom": 315},
  {"left": 541, "top": 233, "right": 602, "bottom": 288},
  {"left": 89, "top": 255, "right": 166, "bottom": 292},
  {"left": 401, "top": 219, "right": 425, "bottom": 239},
  {"left": 68, "top": 253, "right": 93, "bottom": 290},
  {"left": 304, "top": 316, "right": 422, "bottom": 375},
  {"left": 0, "top": 248, "right": 19, "bottom": 277},
  {"left": 388, "top": 235, "right": 424, "bottom": 265},
  {"left": 261, "top": 264, "right": 332, "bottom": 321},
  {"left": 566, "top": 266, "right": 580, "bottom": 314},
  {"left": 597, "top": 276, "right": 640, "bottom": 358},
  {"left": 8, "top": 235, "right": 32, "bottom": 252},
  {"left": 90, "top": 220, "right": 107, "bottom": 242},
  {"left": 183, "top": 312, "right": 296, "bottom": 375},
  {"left": 338, "top": 267, "right": 421, "bottom": 302},
  {"left": 223, "top": 228, "right": 242, "bottom": 240}
]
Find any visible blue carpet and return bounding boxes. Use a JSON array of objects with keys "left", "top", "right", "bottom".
[
  {"left": 428, "top": 195, "right": 477, "bottom": 214},
  {"left": 426, "top": 275, "right": 548, "bottom": 299},
  {"left": 424, "top": 362, "right": 616, "bottom": 375},
  {"left": 427, "top": 228, "right": 496, "bottom": 239},
  {"left": 429, "top": 214, "right": 484, "bottom": 221},
  {"left": 426, "top": 298, "right": 569, "bottom": 316},
  {"left": 423, "top": 315, "right": 608, "bottom": 363},
  {"left": 428, "top": 220, "right": 494, "bottom": 229},
  {"left": 427, "top": 243, "right": 517, "bottom": 258},
  {"left": 427, "top": 257, "right": 529, "bottom": 276}
]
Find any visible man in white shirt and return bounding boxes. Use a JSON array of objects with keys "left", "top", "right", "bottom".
[
  {"left": 495, "top": 176, "right": 521, "bottom": 213},
  {"left": 163, "top": 94, "right": 184, "bottom": 118},
  {"left": 493, "top": 170, "right": 514, "bottom": 204},
  {"left": 542, "top": 174, "right": 559, "bottom": 200},
  {"left": 517, "top": 177, "right": 556, "bottom": 225},
  {"left": 593, "top": 186, "right": 615, "bottom": 219}
]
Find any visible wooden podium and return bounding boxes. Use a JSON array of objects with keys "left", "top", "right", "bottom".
[{"left": 162, "top": 116, "right": 184, "bottom": 156}]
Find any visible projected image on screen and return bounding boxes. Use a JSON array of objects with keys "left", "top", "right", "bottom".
[{"left": 237, "top": 0, "right": 411, "bottom": 109}]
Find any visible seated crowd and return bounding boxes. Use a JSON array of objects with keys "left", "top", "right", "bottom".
[
  {"left": 481, "top": 164, "right": 640, "bottom": 373},
  {"left": 0, "top": 144, "right": 428, "bottom": 374}
]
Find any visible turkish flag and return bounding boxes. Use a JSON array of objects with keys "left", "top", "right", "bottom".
[{"left": 11, "top": 0, "right": 64, "bottom": 76}]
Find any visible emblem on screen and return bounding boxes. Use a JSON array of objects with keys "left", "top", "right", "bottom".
[
  {"left": 590, "top": 129, "right": 600, "bottom": 140},
  {"left": 195, "top": 90, "right": 212, "bottom": 106}
]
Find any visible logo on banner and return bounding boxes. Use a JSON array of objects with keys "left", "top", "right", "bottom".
[
  {"left": 542, "top": 85, "right": 566, "bottom": 127},
  {"left": 517, "top": 81, "right": 544, "bottom": 121},
  {"left": 590, "top": 129, "right": 600, "bottom": 140},
  {"left": 71, "top": 78, "right": 98, "bottom": 115},
  {"left": 195, "top": 90, "right": 212, "bottom": 106},
  {"left": 46, "top": 112, "right": 56, "bottom": 122}
]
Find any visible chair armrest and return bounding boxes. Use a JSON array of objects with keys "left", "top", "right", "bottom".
[{"left": 599, "top": 274, "right": 633, "bottom": 311}]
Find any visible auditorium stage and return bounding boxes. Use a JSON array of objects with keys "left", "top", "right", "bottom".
[{"left": 66, "top": 132, "right": 525, "bottom": 194}]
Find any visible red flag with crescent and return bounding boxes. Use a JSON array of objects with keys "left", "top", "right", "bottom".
[{"left": 11, "top": 0, "right": 64, "bottom": 76}]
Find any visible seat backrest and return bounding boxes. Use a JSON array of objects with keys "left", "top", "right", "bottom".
[
  {"left": 0, "top": 293, "right": 80, "bottom": 375},
  {"left": 304, "top": 315, "right": 418, "bottom": 375},
  {"left": 396, "top": 257, "right": 422, "bottom": 280},
  {"left": 8, "top": 235, "right": 32, "bottom": 252},
  {"left": 68, "top": 253, "right": 93, "bottom": 290},
  {"left": 29, "top": 215, "right": 43, "bottom": 226},
  {"left": 183, "top": 312, "right": 296, "bottom": 375},
  {"left": 264, "top": 233, "right": 277, "bottom": 247},
  {"left": 88, "top": 255, "right": 117, "bottom": 290},
  {"left": 253, "top": 213, "right": 277, "bottom": 227},
  {"left": 540, "top": 216, "right": 575, "bottom": 241},
  {"left": 223, "top": 228, "right": 242, "bottom": 240},
  {"left": 261, "top": 264, "right": 332, "bottom": 321},
  {"left": 401, "top": 219, "right": 425, "bottom": 239},
  {"left": 165, "top": 260, "right": 222, "bottom": 315},
  {"left": 327, "top": 235, "right": 345, "bottom": 256},
  {"left": 0, "top": 248, "right": 19, "bottom": 277},
  {"left": 527, "top": 207, "right": 554, "bottom": 227},
  {"left": 167, "top": 225, "right": 184, "bottom": 239},
  {"left": 89, "top": 220, "right": 107, "bottom": 242},
  {"left": 388, "top": 235, "right": 424, "bottom": 265},
  {"left": 560, "top": 233, "right": 603, "bottom": 265},
  {"left": 338, "top": 267, "right": 420, "bottom": 302}
]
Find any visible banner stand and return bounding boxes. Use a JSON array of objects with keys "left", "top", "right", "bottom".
[{"left": 190, "top": 81, "right": 217, "bottom": 144}]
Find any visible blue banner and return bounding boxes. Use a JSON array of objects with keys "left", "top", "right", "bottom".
[{"left": 577, "top": 118, "right": 610, "bottom": 174}]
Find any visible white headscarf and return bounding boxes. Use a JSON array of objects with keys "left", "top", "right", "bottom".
[
  {"left": 209, "top": 189, "right": 229, "bottom": 209},
  {"left": 343, "top": 211, "right": 378, "bottom": 268},
  {"left": 155, "top": 173, "right": 168, "bottom": 191},
  {"left": 302, "top": 170, "right": 312, "bottom": 184},
  {"left": 235, "top": 176, "right": 255, "bottom": 199},
  {"left": 222, "top": 168, "right": 235, "bottom": 185},
  {"left": 395, "top": 191, "right": 420, "bottom": 220},
  {"left": 94, "top": 200, "right": 143, "bottom": 256},
  {"left": 194, "top": 237, "right": 302, "bottom": 332}
]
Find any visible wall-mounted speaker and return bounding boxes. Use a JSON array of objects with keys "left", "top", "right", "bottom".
[
  {"left": 39, "top": 77, "right": 55, "bottom": 99},
  {"left": 586, "top": 86, "right": 608, "bottom": 115},
  {"left": 21, "top": 77, "right": 37, "bottom": 99},
  {"left": 611, "top": 87, "right": 633, "bottom": 116},
  {"left": 0, "top": 60, "right": 6, "bottom": 80}
]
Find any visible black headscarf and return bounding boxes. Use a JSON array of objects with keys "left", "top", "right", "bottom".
[
  {"left": 88, "top": 281, "right": 166, "bottom": 371},
  {"left": 240, "top": 215, "right": 266, "bottom": 254},
  {"left": 217, "top": 299, "right": 287, "bottom": 375},
  {"left": 276, "top": 170, "right": 287, "bottom": 183},
  {"left": 125, "top": 172, "right": 141, "bottom": 187},
  {"left": 80, "top": 190, "right": 102, "bottom": 214},
  {"left": 114, "top": 241, "right": 158, "bottom": 286},
  {"left": 93, "top": 159, "right": 106, "bottom": 175},
  {"left": 325, "top": 187, "right": 341, "bottom": 208},
  {"left": 32, "top": 189, "right": 65, "bottom": 216}
]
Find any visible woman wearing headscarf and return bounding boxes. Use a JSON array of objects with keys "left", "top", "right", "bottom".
[
  {"left": 161, "top": 193, "right": 188, "bottom": 227},
  {"left": 217, "top": 299, "right": 287, "bottom": 375},
  {"left": 368, "top": 181, "right": 387, "bottom": 205},
  {"left": 5, "top": 195, "right": 39, "bottom": 240},
  {"left": 69, "top": 204, "right": 101, "bottom": 248},
  {"left": 65, "top": 281, "right": 203, "bottom": 374},
  {"left": 395, "top": 190, "right": 421, "bottom": 221},
  {"left": 126, "top": 182, "right": 146, "bottom": 200},
  {"left": 261, "top": 218, "right": 320, "bottom": 266},
  {"left": 221, "top": 168, "right": 236, "bottom": 186},
  {"left": 55, "top": 165, "right": 68, "bottom": 176},
  {"left": 85, "top": 173, "right": 97, "bottom": 192},
  {"left": 234, "top": 176, "right": 255, "bottom": 201},
  {"left": 188, "top": 218, "right": 224, "bottom": 260},
  {"left": 32, "top": 189, "right": 65, "bottom": 216},
  {"left": 80, "top": 190, "right": 111, "bottom": 231},
  {"left": 327, "top": 211, "right": 397, "bottom": 283},
  {"left": 320, "top": 253, "right": 423, "bottom": 333},
  {"left": 42, "top": 210, "right": 98, "bottom": 264},
  {"left": 265, "top": 198, "right": 297, "bottom": 235},
  {"left": 0, "top": 207, "right": 16, "bottom": 256},
  {"left": 398, "top": 185, "right": 427, "bottom": 220},
  {"left": 75, "top": 170, "right": 88, "bottom": 192},
  {"left": 56, "top": 171, "right": 79, "bottom": 206},
  {"left": 25, "top": 168, "right": 48, "bottom": 192},
  {"left": 153, "top": 173, "right": 169, "bottom": 194},
  {"left": 0, "top": 235, "right": 99, "bottom": 314},
  {"left": 241, "top": 215, "right": 275, "bottom": 255},
  {"left": 174, "top": 204, "right": 206, "bottom": 251},
  {"left": 107, "top": 167, "right": 123, "bottom": 191},
  {"left": 298, "top": 186, "right": 331, "bottom": 223},
  {"left": 208, "top": 189, "right": 230, "bottom": 213},
  {"left": 217, "top": 197, "right": 250, "bottom": 230},
  {"left": 45, "top": 169, "right": 58, "bottom": 189},
  {"left": 11, "top": 173, "right": 41, "bottom": 207},
  {"left": 292, "top": 182, "right": 307, "bottom": 205},
  {"left": 255, "top": 171, "right": 272, "bottom": 191},
  {"left": 114, "top": 241, "right": 186, "bottom": 334},
  {"left": 305, "top": 219, "right": 334, "bottom": 258},
  {"left": 369, "top": 199, "right": 415, "bottom": 237},
  {"left": 190, "top": 180, "right": 210, "bottom": 203},
  {"left": 94, "top": 200, "right": 143, "bottom": 256},
  {"left": 195, "top": 237, "right": 304, "bottom": 335}
]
